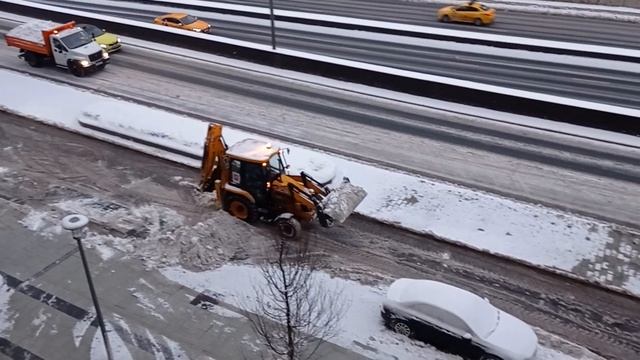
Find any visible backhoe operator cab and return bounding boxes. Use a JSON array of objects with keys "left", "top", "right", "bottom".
[{"left": 199, "top": 123, "right": 367, "bottom": 239}]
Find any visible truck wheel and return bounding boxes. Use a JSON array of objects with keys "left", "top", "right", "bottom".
[
  {"left": 24, "top": 52, "right": 43, "bottom": 67},
  {"left": 276, "top": 216, "right": 302, "bottom": 239},
  {"left": 68, "top": 61, "right": 85, "bottom": 77},
  {"left": 224, "top": 196, "right": 257, "bottom": 223}
]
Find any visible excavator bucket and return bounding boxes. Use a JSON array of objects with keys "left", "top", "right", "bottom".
[{"left": 321, "top": 178, "right": 367, "bottom": 224}]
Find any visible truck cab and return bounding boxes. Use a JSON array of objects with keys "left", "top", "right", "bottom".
[{"left": 48, "top": 27, "right": 108, "bottom": 75}]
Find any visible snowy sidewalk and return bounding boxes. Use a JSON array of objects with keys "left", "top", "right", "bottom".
[
  {"left": 0, "top": 205, "right": 366, "bottom": 360},
  {"left": 1, "top": 68, "right": 638, "bottom": 297}
]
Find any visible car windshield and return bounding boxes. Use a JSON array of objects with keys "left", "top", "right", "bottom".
[
  {"left": 80, "top": 24, "right": 104, "bottom": 38},
  {"left": 480, "top": 4, "right": 490, "bottom": 10},
  {"left": 179, "top": 15, "right": 198, "bottom": 25},
  {"left": 60, "top": 30, "right": 93, "bottom": 49},
  {"left": 466, "top": 299, "right": 500, "bottom": 338}
]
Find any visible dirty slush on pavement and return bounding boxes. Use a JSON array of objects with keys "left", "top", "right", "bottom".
[{"left": 0, "top": 113, "right": 376, "bottom": 279}]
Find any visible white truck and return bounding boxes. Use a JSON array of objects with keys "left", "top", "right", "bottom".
[{"left": 5, "top": 20, "right": 109, "bottom": 76}]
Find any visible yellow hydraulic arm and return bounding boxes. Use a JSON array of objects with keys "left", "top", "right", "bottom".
[{"left": 199, "top": 123, "right": 227, "bottom": 192}]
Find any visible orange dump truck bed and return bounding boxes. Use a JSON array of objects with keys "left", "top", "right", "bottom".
[{"left": 5, "top": 20, "right": 75, "bottom": 56}]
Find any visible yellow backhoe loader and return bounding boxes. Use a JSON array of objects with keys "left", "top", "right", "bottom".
[{"left": 199, "top": 123, "right": 367, "bottom": 239}]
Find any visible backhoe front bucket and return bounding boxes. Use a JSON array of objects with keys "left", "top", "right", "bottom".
[{"left": 321, "top": 179, "right": 367, "bottom": 224}]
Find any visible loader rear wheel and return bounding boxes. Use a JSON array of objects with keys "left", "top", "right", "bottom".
[
  {"left": 276, "top": 217, "right": 302, "bottom": 239},
  {"left": 225, "top": 196, "right": 257, "bottom": 223}
]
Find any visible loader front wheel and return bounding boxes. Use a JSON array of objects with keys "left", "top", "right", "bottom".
[
  {"left": 276, "top": 217, "right": 302, "bottom": 240},
  {"left": 225, "top": 196, "right": 257, "bottom": 223}
]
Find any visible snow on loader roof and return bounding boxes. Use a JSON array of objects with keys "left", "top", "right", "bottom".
[{"left": 227, "top": 138, "right": 278, "bottom": 162}]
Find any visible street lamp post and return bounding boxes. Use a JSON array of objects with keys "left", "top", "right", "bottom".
[
  {"left": 62, "top": 214, "right": 113, "bottom": 360},
  {"left": 268, "top": 0, "right": 277, "bottom": 49}
]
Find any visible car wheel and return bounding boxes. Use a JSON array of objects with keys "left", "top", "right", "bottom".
[
  {"left": 391, "top": 320, "right": 412, "bottom": 337},
  {"left": 474, "top": 18, "right": 483, "bottom": 26},
  {"left": 441, "top": 15, "right": 450, "bottom": 23}
]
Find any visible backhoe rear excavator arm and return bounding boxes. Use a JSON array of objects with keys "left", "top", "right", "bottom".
[{"left": 199, "top": 123, "right": 227, "bottom": 193}]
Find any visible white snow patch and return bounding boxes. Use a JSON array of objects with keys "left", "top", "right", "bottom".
[
  {"left": 129, "top": 289, "right": 166, "bottom": 321},
  {"left": 73, "top": 314, "right": 96, "bottom": 347},
  {"left": 0, "top": 280, "right": 16, "bottom": 335},
  {"left": 0, "top": 167, "right": 9, "bottom": 174},
  {"left": 94, "top": 244, "right": 117, "bottom": 261},
  {"left": 31, "top": 308, "right": 50, "bottom": 337},
  {"left": 240, "top": 334, "right": 262, "bottom": 352},
  {"left": 137, "top": 278, "right": 156, "bottom": 291},
  {"left": 162, "top": 335, "right": 190, "bottom": 360},
  {"left": 90, "top": 323, "right": 133, "bottom": 360},
  {"left": 207, "top": 303, "right": 245, "bottom": 319},
  {"left": 19, "top": 210, "right": 63, "bottom": 239},
  {"left": 19, "top": 210, "right": 51, "bottom": 232},
  {"left": 143, "top": 328, "right": 165, "bottom": 359},
  {"left": 624, "top": 276, "right": 640, "bottom": 296}
]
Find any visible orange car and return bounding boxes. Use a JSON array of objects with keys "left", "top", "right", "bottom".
[
  {"left": 437, "top": 1, "right": 496, "bottom": 26},
  {"left": 153, "top": 13, "right": 212, "bottom": 33}
]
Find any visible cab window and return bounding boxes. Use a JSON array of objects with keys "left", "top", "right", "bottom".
[
  {"left": 52, "top": 38, "right": 65, "bottom": 51},
  {"left": 267, "top": 154, "right": 282, "bottom": 180}
]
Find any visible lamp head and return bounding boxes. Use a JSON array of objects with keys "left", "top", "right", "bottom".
[{"left": 62, "top": 214, "right": 89, "bottom": 239}]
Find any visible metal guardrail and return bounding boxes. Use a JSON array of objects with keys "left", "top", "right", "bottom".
[{"left": 2, "top": 0, "right": 639, "bottom": 134}]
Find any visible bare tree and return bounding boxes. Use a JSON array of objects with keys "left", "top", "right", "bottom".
[{"left": 244, "top": 239, "right": 346, "bottom": 360}]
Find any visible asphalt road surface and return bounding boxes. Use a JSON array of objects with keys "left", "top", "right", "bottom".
[
  {"left": 1, "top": 112, "right": 639, "bottom": 359},
  {"left": 26, "top": 0, "right": 640, "bottom": 110},
  {"left": 194, "top": 0, "right": 640, "bottom": 49}
]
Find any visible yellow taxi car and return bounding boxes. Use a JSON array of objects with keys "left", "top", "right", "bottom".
[
  {"left": 153, "top": 13, "right": 212, "bottom": 33},
  {"left": 78, "top": 23, "right": 122, "bottom": 53},
  {"left": 437, "top": 1, "right": 496, "bottom": 26}
]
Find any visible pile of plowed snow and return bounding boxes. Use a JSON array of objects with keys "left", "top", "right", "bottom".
[{"left": 22, "top": 195, "right": 274, "bottom": 271}]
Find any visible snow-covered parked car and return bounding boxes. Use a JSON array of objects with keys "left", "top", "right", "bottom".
[{"left": 381, "top": 279, "right": 538, "bottom": 360}]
